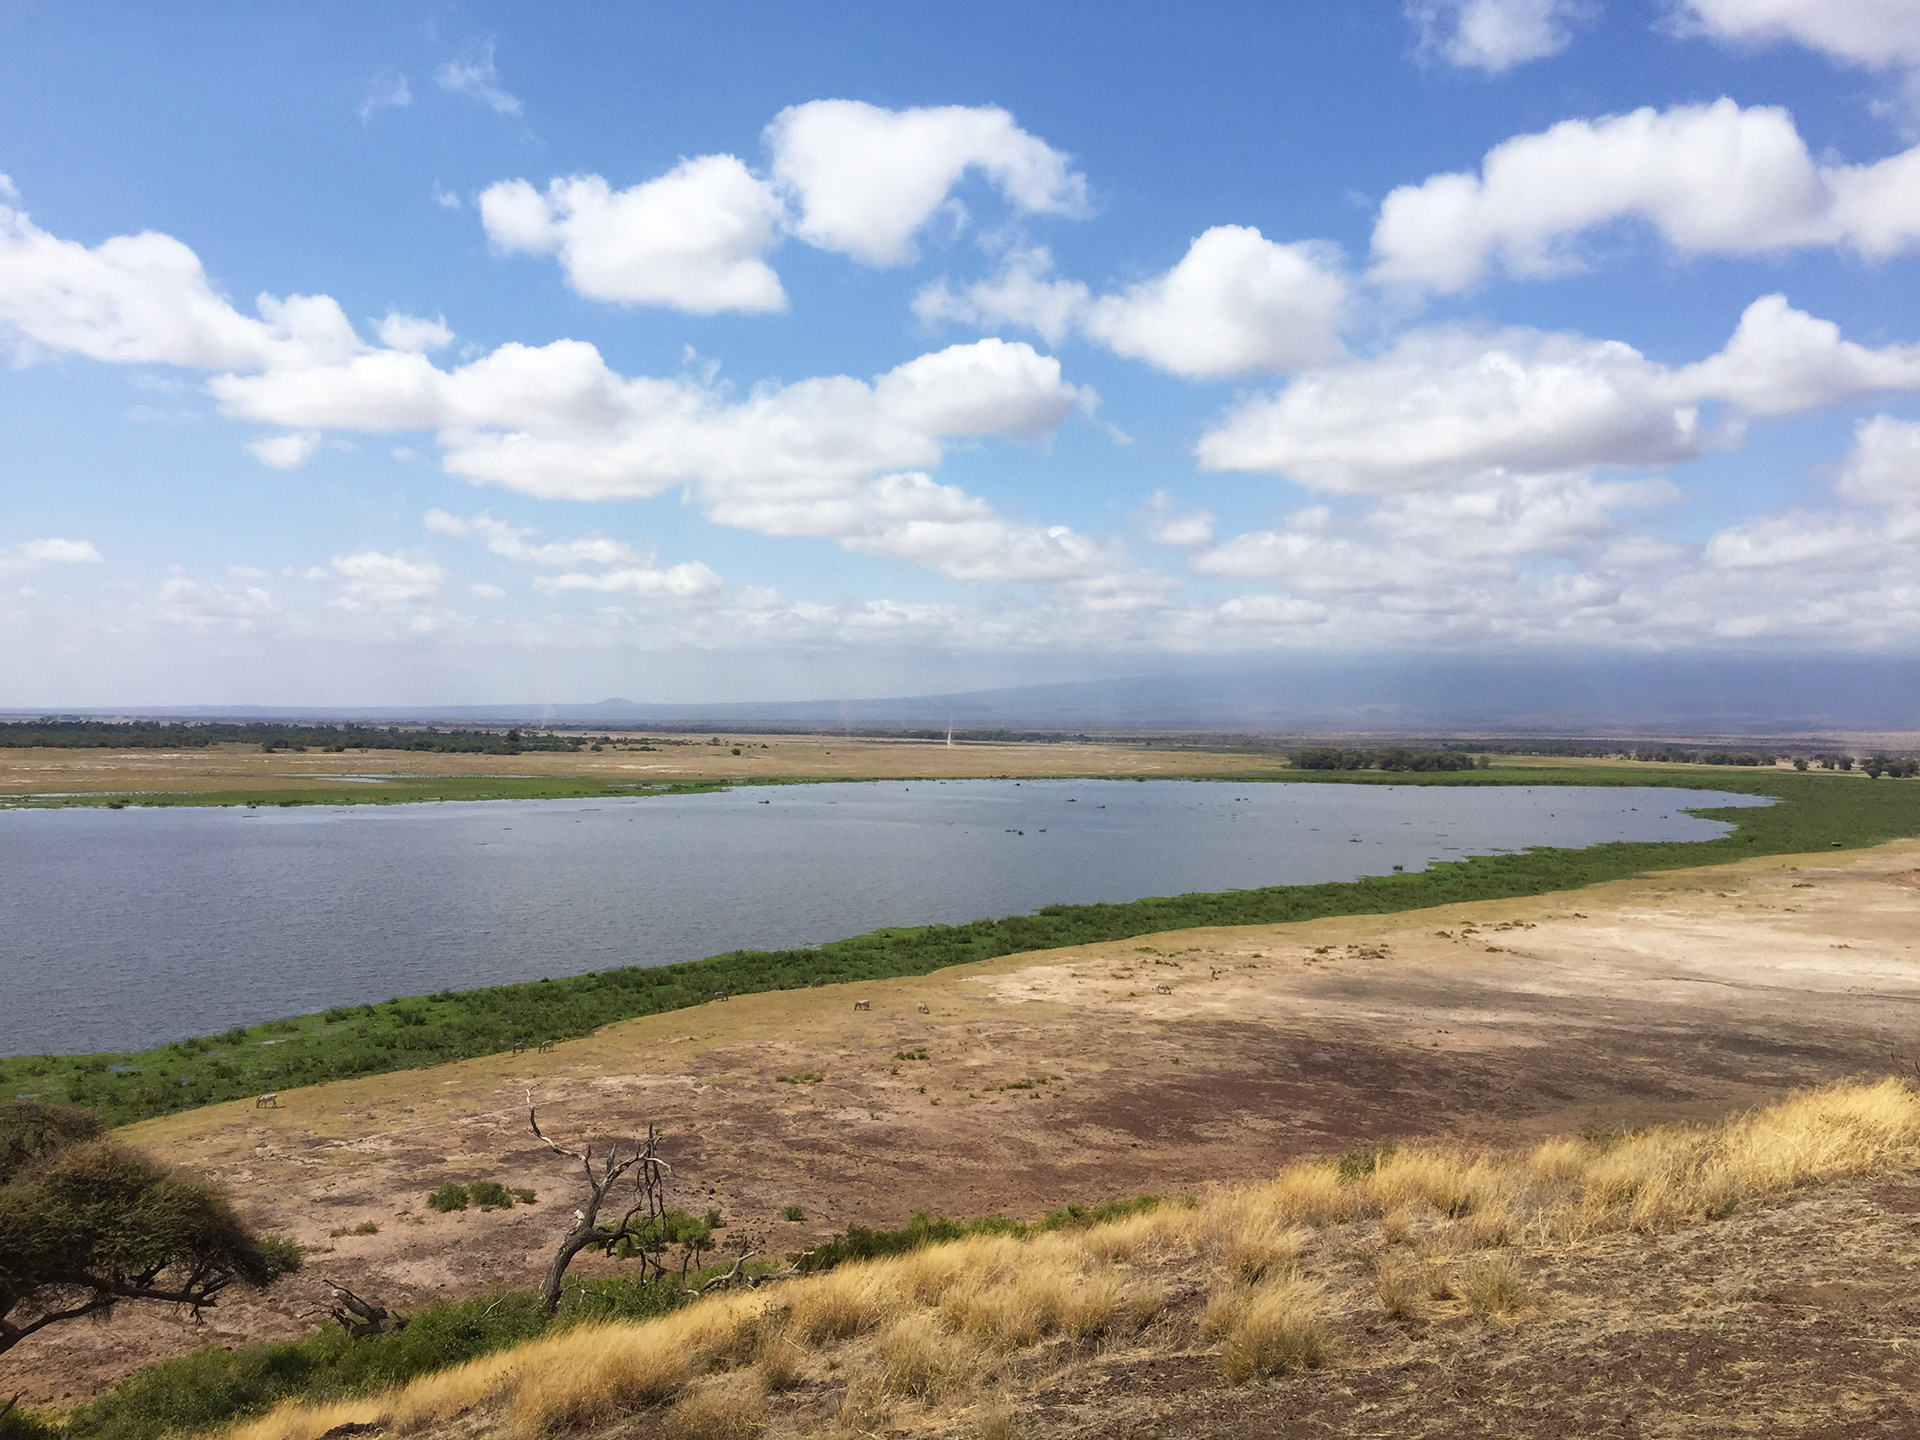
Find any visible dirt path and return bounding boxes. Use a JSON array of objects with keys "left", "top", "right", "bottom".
[{"left": 8, "top": 839, "right": 1920, "bottom": 1406}]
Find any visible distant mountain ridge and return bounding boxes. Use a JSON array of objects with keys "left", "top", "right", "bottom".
[{"left": 15, "top": 654, "right": 1920, "bottom": 736}]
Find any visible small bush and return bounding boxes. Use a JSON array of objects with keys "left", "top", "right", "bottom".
[
  {"left": 894, "top": 1049, "right": 929, "bottom": 1061},
  {"left": 776, "top": 1072, "right": 824, "bottom": 1085},
  {"left": 469, "top": 1180, "right": 513, "bottom": 1210},
  {"left": 1335, "top": 1143, "right": 1398, "bottom": 1182},
  {"left": 783, "top": 1204, "right": 806, "bottom": 1222},
  {"left": 513, "top": 1186, "right": 538, "bottom": 1205},
  {"left": 0, "top": 1405, "right": 61, "bottom": 1440},
  {"left": 427, "top": 1182, "right": 469, "bottom": 1212},
  {"left": 327, "top": 1221, "right": 379, "bottom": 1238}
]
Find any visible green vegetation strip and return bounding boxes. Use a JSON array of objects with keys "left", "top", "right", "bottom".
[
  {"left": 5, "top": 767, "right": 1918, "bottom": 1128},
  {"left": 11, "top": 1278, "right": 677, "bottom": 1440},
  {"left": 2, "top": 776, "right": 732, "bottom": 809}
]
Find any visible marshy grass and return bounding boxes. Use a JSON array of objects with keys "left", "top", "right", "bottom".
[{"left": 215, "top": 1078, "right": 1920, "bottom": 1440}]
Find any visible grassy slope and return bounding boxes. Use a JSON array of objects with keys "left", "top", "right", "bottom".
[
  {"left": 50, "top": 1079, "right": 1920, "bottom": 1440},
  {"left": 6, "top": 766, "right": 1917, "bottom": 1127}
]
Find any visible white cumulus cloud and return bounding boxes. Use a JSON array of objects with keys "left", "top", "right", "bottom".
[
  {"left": 247, "top": 431, "right": 322, "bottom": 468},
  {"left": 479, "top": 159, "right": 786, "bottom": 313},
  {"left": 1408, "top": 0, "right": 1592, "bottom": 73},
  {"left": 0, "top": 189, "right": 361, "bottom": 370},
  {"left": 1372, "top": 98, "right": 1920, "bottom": 291},
  {"left": 766, "top": 99, "right": 1088, "bottom": 265},
  {"left": 533, "top": 562, "right": 723, "bottom": 598},
  {"left": 376, "top": 312, "right": 452, "bottom": 352},
  {"left": 1197, "top": 295, "right": 1920, "bottom": 492},
  {"left": 1674, "top": 1, "right": 1920, "bottom": 68},
  {"left": 916, "top": 228, "right": 1348, "bottom": 379},
  {"left": 1083, "top": 228, "right": 1347, "bottom": 378},
  {"left": 1835, "top": 413, "right": 1920, "bottom": 505},
  {"left": 17, "top": 537, "right": 102, "bottom": 565}
]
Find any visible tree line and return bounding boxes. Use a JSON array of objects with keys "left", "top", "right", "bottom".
[
  {"left": 0, "top": 721, "right": 595, "bottom": 755},
  {"left": 1290, "top": 748, "right": 1483, "bottom": 772}
]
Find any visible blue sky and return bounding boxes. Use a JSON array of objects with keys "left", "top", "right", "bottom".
[{"left": 3, "top": 0, "right": 1919, "bottom": 706}]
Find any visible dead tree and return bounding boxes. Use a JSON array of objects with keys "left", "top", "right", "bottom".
[
  {"left": 526, "top": 1089, "right": 675, "bottom": 1314},
  {"left": 324, "top": 1283, "right": 406, "bottom": 1339}
]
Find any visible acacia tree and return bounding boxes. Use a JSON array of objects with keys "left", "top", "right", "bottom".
[{"left": 0, "top": 1101, "right": 301, "bottom": 1356}]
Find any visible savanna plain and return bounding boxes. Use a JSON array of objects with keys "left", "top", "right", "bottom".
[{"left": 7, "top": 737, "right": 1920, "bottom": 1440}]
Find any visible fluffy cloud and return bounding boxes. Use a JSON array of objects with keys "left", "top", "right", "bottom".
[
  {"left": 1197, "top": 296, "right": 1920, "bottom": 491},
  {"left": 1136, "top": 490, "right": 1216, "bottom": 548},
  {"left": 1372, "top": 99, "right": 1920, "bottom": 291},
  {"left": 913, "top": 247, "right": 1090, "bottom": 346},
  {"left": 16, "top": 537, "right": 102, "bottom": 565},
  {"left": 1835, "top": 413, "right": 1920, "bottom": 505},
  {"left": 1408, "top": 0, "right": 1591, "bottom": 73},
  {"left": 329, "top": 550, "right": 443, "bottom": 613},
  {"left": 475, "top": 101, "right": 1084, "bottom": 311},
  {"left": 376, "top": 312, "right": 452, "bottom": 352},
  {"left": 423, "top": 509, "right": 646, "bottom": 568},
  {"left": 435, "top": 38, "right": 520, "bottom": 116},
  {"left": 0, "top": 536, "right": 103, "bottom": 576},
  {"left": 1675, "top": 1, "right": 1920, "bottom": 68},
  {"left": 915, "top": 228, "right": 1347, "bottom": 379},
  {"left": 247, "top": 431, "right": 322, "bottom": 468},
  {"left": 533, "top": 562, "right": 723, "bottom": 598},
  {"left": 766, "top": 100, "right": 1088, "bottom": 265},
  {"left": 479, "top": 160, "right": 786, "bottom": 313},
  {"left": 1083, "top": 228, "right": 1347, "bottom": 378},
  {"left": 0, "top": 188, "right": 360, "bottom": 369}
]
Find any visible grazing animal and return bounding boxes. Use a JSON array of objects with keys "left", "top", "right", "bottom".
[
  {"left": 853, "top": 1000, "right": 871, "bottom": 1011},
  {"left": 538, "top": 1039, "right": 555, "bottom": 1053},
  {"left": 511, "top": 1042, "right": 526, "bottom": 1054},
  {"left": 255, "top": 1093, "right": 278, "bottom": 1108},
  {"left": 917, "top": 1002, "right": 930, "bottom": 1014}
]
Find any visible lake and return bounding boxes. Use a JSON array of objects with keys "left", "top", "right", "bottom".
[{"left": 0, "top": 779, "right": 1767, "bottom": 1055}]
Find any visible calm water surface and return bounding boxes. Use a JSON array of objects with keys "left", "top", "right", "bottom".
[{"left": 0, "top": 779, "right": 1767, "bottom": 1055}]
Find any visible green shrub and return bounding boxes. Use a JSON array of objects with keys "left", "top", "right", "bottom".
[
  {"left": 426, "top": 1182, "right": 469, "bottom": 1212},
  {"left": 0, "top": 1405, "right": 60, "bottom": 1440},
  {"left": 783, "top": 1204, "right": 806, "bottom": 1222},
  {"left": 468, "top": 1180, "right": 512, "bottom": 1210},
  {"left": 62, "top": 1290, "right": 553, "bottom": 1440},
  {"left": 512, "top": 1186, "right": 538, "bottom": 1205},
  {"left": 793, "top": 1197, "right": 1162, "bottom": 1273}
]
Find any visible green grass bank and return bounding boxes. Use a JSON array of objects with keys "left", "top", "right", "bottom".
[{"left": 5, "top": 766, "right": 1918, "bottom": 1128}]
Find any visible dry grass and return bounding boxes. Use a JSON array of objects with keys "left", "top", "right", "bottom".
[
  {"left": 1209, "top": 1279, "right": 1326, "bottom": 1382},
  {"left": 219, "top": 1079, "right": 1920, "bottom": 1440}
]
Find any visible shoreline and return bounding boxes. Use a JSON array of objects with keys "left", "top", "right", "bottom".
[{"left": 5, "top": 764, "right": 1915, "bottom": 1126}]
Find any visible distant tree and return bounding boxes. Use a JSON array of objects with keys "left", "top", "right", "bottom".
[{"left": 0, "top": 1101, "right": 300, "bottom": 1356}]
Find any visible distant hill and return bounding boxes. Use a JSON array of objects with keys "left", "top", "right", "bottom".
[{"left": 14, "top": 654, "right": 1920, "bottom": 735}]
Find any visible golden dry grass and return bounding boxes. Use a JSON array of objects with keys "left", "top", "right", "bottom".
[{"left": 220, "top": 1079, "right": 1920, "bottom": 1440}]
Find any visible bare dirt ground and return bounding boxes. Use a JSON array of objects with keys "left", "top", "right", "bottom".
[
  {"left": 0, "top": 734, "right": 1282, "bottom": 801},
  {"left": 7, "top": 839, "right": 1920, "bottom": 1410}
]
